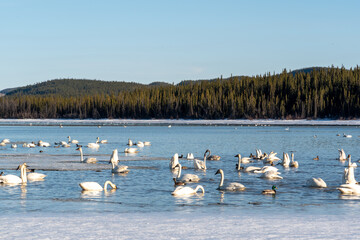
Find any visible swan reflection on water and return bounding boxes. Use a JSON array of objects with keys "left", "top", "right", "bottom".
[{"left": 81, "top": 188, "right": 117, "bottom": 198}]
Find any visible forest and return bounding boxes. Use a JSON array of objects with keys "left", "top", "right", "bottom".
[{"left": 0, "top": 66, "right": 359, "bottom": 119}]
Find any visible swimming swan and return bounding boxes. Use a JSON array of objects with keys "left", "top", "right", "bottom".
[
  {"left": 290, "top": 153, "right": 299, "bottom": 168},
  {"left": 79, "top": 180, "right": 117, "bottom": 191},
  {"left": 343, "top": 165, "right": 357, "bottom": 184},
  {"left": 110, "top": 149, "right": 129, "bottom": 173},
  {"left": 282, "top": 152, "right": 290, "bottom": 168},
  {"left": 124, "top": 147, "right": 138, "bottom": 154},
  {"left": 306, "top": 178, "right": 327, "bottom": 188},
  {"left": 347, "top": 155, "right": 357, "bottom": 168},
  {"left": 171, "top": 185, "right": 205, "bottom": 196},
  {"left": 169, "top": 153, "right": 180, "bottom": 169},
  {"left": 193, "top": 150, "right": 208, "bottom": 170},
  {"left": 21, "top": 163, "right": 46, "bottom": 181},
  {"left": 206, "top": 149, "right": 221, "bottom": 161},
  {"left": 339, "top": 149, "right": 347, "bottom": 161},
  {"left": 186, "top": 153, "right": 194, "bottom": 160},
  {"left": 87, "top": 138, "right": 100, "bottom": 149},
  {"left": 260, "top": 170, "right": 283, "bottom": 180},
  {"left": 77, "top": 146, "right": 97, "bottom": 163},
  {"left": 338, "top": 183, "right": 360, "bottom": 195},
  {"left": 175, "top": 164, "right": 200, "bottom": 182},
  {"left": 67, "top": 136, "right": 79, "bottom": 144},
  {"left": 0, "top": 164, "right": 27, "bottom": 184},
  {"left": 215, "top": 169, "right": 245, "bottom": 191}
]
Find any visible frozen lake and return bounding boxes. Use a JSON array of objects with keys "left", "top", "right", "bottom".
[{"left": 1, "top": 119, "right": 360, "bottom": 238}]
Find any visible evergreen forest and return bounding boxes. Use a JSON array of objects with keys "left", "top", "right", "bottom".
[{"left": 0, "top": 66, "right": 359, "bottom": 119}]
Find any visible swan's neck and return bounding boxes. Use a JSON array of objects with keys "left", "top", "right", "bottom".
[
  {"left": 237, "top": 155, "right": 241, "bottom": 170},
  {"left": 68, "top": 136, "right": 71, "bottom": 143},
  {"left": 104, "top": 181, "right": 116, "bottom": 190},
  {"left": 291, "top": 153, "right": 294, "bottom": 162},
  {"left": 195, "top": 185, "right": 205, "bottom": 194},
  {"left": 96, "top": 138, "right": 100, "bottom": 144},
  {"left": 219, "top": 170, "right": 224, "bottom": 187},
  {"left": 177, "top": 165, "right": 182, "bottom": 179},
  {"left": 79, "top": 148, "right": 84, "bottom": 162},
  {"left": 348, "top": 156, "right": 352, "bottom": 167},
  {"left": 20, "top": 165, "right": 27, "bottom": 183}
]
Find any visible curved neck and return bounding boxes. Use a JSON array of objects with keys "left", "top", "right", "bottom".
[
  {"left": 237, "top": 155, "right": 241, "bottom": 170},
  {"left": 104, "top": 181, "right": 116, "bottom": 190},
  {"left": 219, "top": 170, "right": 224, "bottom": 187},
  {"left": 195, "top": 185, "right": 205, "bottom": 194}
]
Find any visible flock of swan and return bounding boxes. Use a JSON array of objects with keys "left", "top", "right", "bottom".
[{"left": 0, "top": 134, "right": 359, "bottom": 201}]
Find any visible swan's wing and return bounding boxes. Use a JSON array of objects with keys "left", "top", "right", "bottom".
[{"left": 226, "top": 182, "right": 245, "bottom": 191}]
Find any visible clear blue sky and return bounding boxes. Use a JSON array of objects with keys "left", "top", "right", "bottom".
[{"left": 1, "top": 0, "right": 359, "bottom": 89}]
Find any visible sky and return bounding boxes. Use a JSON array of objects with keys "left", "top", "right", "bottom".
[{"left": 1, "top": 0, "right": 359, "bottom": 90}]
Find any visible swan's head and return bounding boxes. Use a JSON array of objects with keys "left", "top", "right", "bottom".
[
  {"left": 215, "top": 169, "right": 223, "bottom": 175},
  {"left": 234, "top": 154, "right": 241, "bottom": 158},
  {"left": 76, "top": 147, "right": 82, "bottom": 151},
  {"left": 0, "top": 171, "right": 3, "bottom": 176},
  {"left": 204, "top": 149, "right": 210, "bottom": 156}
]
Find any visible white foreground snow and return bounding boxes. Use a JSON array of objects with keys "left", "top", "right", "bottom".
[{"left": 1, "top": 212, "right": 359, "bottom": 239}]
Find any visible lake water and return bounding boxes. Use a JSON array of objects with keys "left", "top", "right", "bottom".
[{"left": 1, "top": 120, "right": 360, "bottom": 217}]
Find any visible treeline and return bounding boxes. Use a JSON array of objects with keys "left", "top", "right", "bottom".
[{"left": 0, "top": 66, "right": 359, "bottom": 119}]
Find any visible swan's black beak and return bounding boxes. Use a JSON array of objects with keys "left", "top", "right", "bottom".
[
  {"left": 76, "top": 148, "right": 80, "bottom": 151},
  {"left": 215, "top": 169, "right": 220, "bottom": 175}
]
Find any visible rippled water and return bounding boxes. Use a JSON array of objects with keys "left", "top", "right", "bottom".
[{"left": 1, "top": 123, "right": 360, "bottom": 215}]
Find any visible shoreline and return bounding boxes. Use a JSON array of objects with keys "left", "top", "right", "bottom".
[{"left": 1, "top": 118, "right": 360, "bottom": 126}]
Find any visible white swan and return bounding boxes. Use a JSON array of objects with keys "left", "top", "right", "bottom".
[
  {"left": 193, "top": 150, "right": 208, "bottom": 170},
  {"left": 347, "top": 154, "right": 357, "bottom": 168},
  {"left": 87, "top": 138, "right": 100, "bottom": 149},
  {"left": 206, "top": 149, "right": 221, "bottom": 161},
  {"left": 235, "top": 154, "right": 261, "bottom": 172},
  {"left": 290, "top": 153, "right": 299, "bottom": 168},
  {"left": 254, "top": 149, "right": 266, "bottom": 160},
  {"left": 136, "top": 141, "right": 144, "bottom": 147},
  {"left": 144, "top": 141, "right": 151, "bottom": 146},
  {"left": 0, "top": 164, "right": 27, "bottom": 184},
  {"left": 110, "top": 149, "right": 129, "bottom": 173},
  {"left": 79, "top": 180, "right": 117, "bottom": 191},
  {"left": 254, "top": 166, "right": 279, "bottom": 174},
  {"left": 215, "top": 169, "right": 245, "bottom": 191},
  {"left": 234, "top": 153, "right": 251, "bottom": 164},
  {"left": 127, "top": 139, "right": 133, "bottom": 146},
  {"left": 11, "top": 144, "right": 17, "bottom": 148},
  {"left": 343, "top": 133, "right": 352, "bottom": 138},
  {"left": 343, "top": 165, "right": 357, "bottom": 184},
  {"left": 282, "top": 152, "right": 290, "bottom": 168},
  {"left": 22, "top": 163, "right": 46, "bottom": 181},
  {"left": 171, "top": 185, "right": 205, "bottom": 196},
  {"left": 338, "top": 183, "right": 360, "bottom": 194},
  {"left": 97, "top": 137, "right": 108, "bottom": 144},
  {"left": 265, "top": 151, "right": 281, "bottom": 163},
  {"left": 306, "top": 178, "right": 327, "bottom": 188},
  {"left": 1, "top": 139, "right": 10, "bottom": 144},
  {"left": 67, "top": 136, "right": 79, "bottom": 144},
  {"left": 169, "top": 153, "right": 180, "bottom": 169},
  {"left": 77, "top": 146, "right": 97, "bottom": 163},
  {"left": 175, "top": 164, "right": 200, "bottom": 182},
  {"left": 186, "top": 153, "right": 194, "bottom": 160},
  {"left": 37, "top": 140, "right": 51, "bottom": 147},
  {"left": 260, "top": 170, "right": 283, "bottom": 180},
  {"left": 339, "top": 149, "right": 347, "bottom": 161},
  {"left": 124, "top": 147, "right": 138, "bottom": 154}
]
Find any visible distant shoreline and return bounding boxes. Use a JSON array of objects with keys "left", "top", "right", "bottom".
[{"left": 0, "top": 118, "right": 360, "bottom": 126}]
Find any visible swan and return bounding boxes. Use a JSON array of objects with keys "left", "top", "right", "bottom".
[
  {"left": 194, "top": 150, "right": 208, "bottom": 170},
  {"left": 290, "top": 153, "right": 298, "bottom": 168},
  {"left": 110, "top": 149, "right": 129, "bottom": 173},
  {"left": 169, "top": 153, "right": 180, "bottom": 169},
  {"left": 76, "top": 146, "right": 97, "bottom": 163},
  {"left": 339, "top": 149, "right": 347, "bottom": 161},
  {"left": 171, "top": 185, "right": 205, "bottom": 196},
  {"left": 338, "top": 183, "right": 360, "bottom": 194},
  {"left": 215, "top": 169, "right": 245, "bottom": 191},
  {"left": 23, "top": 142, "right": 36, "bottom": 148},
  {"left": 136, "top": 141, "right": 144, "bottom": 147},
  {"left": 144, "top": 141, "right": 151, "bottom": 146},
  {"left": 343, "top": 133, "right": 352, "bottom": 138},
  {"left": 79, "top": 180, "right": 117, "bottom": 191},
  {"left": 1, "top": 139, "right": 10, "bottom": 144},
  {"left": 282, "top": 152, "right": 290, "bottom": 168},
  {"left": 127, "top": 139, "right": 133, "bottom": 146},
  {"left": 175, "top": 164, "right": 200, "bottom": 182},
  {"left": 37, "top": 140, "right": 51, "bottom": 147},
  {"left": 11, "top": 144, "right": 17, "bottom": 148},
  {"left": 343, "top": 165, "right": 357, "bottom": 184},
  {"left": 22, "top": 163, "right": 46, "bottom": 181},
  {"left": 347, "top": 154, "right": 357, "bottom": 168},
  {"left": 67, "top": 136, "right": 79, "bottom": 144},
  {"left": 124, "top": 147, "right": 138, "bottom": 154},
  {"left": 254, "top": 149, "right": 266, "bottom": 160},
  {"left": 262, "top": 185, "right": 277, "bottom": 195},
  {"left": 206, "top": 149, "right": 221, "bottom": 161},
  {"left": 186, "top": 153, "right": 194, "bottom": 160},
  {"left": 260, "top": 170, "right": 283, "bottom": 180},
  {"left": 0, "top": 164, "right": 27, "bottom": 184},
  {"left": 254, "top": 166, "right": 279, "bottom": 174},
  {"left": 234, "top": 153, "right": 251, "bottom": 165},
  {"left": 265, "top": 151, "right": 281, "bottom": 163},
  {"left": 87, "top": 138, "right": 100, "bottom": 149},
  {"left": 235, "top": 154, "right": 261, "bottom": 172},
  {"left": 306, "top": 178, "right": 327, "bottom": 188},
  {"left": 0, "top": 142, "right": 6, "bottom": 146},
  {"left": 97, "top": 137, "right": 108, "bottom": 144}
]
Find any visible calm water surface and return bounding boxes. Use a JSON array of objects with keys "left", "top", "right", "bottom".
[{"left": 1, "top": 123, "right": 360, "bottom": 216}]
